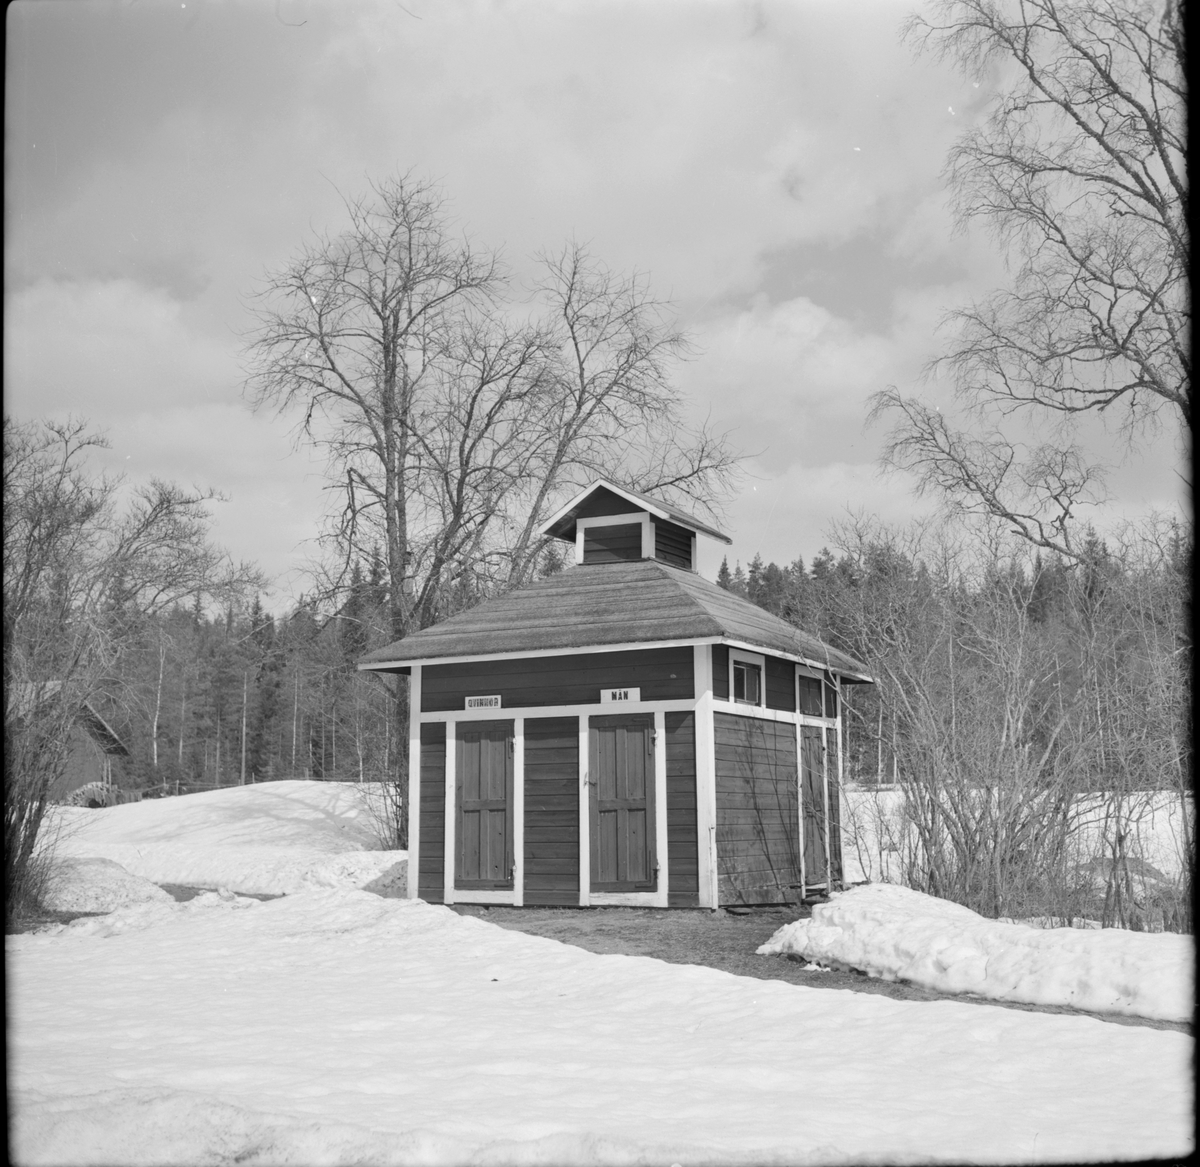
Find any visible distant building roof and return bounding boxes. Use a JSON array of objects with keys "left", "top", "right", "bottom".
[
  {"left": 358, "top": 559, "right": 871, "bottom": 681},
  {"left": 540, "top": 480, "right": 732, "bottom": 545},
  {"left": 9, "top": 682, "right": 129, "bottom": 756}
]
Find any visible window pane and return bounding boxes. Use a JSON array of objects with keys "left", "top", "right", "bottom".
[
  {"left": 746, "top": 665, "right": 761, "bottom": 704},
  {"left": 823, "top": 682, "right": 838, "bottom": 719},
  {"left": 733, "top": 663, "right": 746, "bottom": 701},
  {"left": 798, "top": 677, "right": 822, "bottom": 716}
]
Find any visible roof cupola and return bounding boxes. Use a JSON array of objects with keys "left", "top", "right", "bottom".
[{"left": 539, "top": 480, "right": 731, "bottom": 571}]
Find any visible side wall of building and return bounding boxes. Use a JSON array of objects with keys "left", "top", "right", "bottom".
[
  {"left": 713, "top": 712, "right": 800, "bottom": 905},
  {"left": 418, "top": 723, "right": 447, "bottom": 903}
]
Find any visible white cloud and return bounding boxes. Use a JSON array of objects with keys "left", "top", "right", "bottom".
[
  {"left": 6, "top": 0, "right": 1185, "bottom": 601},
  {"left": 4, "top": 278, "right": 325, "bottom": 598}
]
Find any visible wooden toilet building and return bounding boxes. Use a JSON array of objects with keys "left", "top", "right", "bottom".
[{"left": 358, "top": 480, "right": 872, "bottom": 909}]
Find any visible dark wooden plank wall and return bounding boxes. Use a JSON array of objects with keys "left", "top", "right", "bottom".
[
  {"left": 828, "top": 765, "right": 843, "bottom": 884},
  {"left": 712, "top": 645, "right": 729, "bottom": 700},
  {"left": 800, "top": 725, "right": 827, "bottom": 886},
  {"left": 423, "top": 647, "right": 694, "bottom": 711},
  {"left": 653, "top": 519, "right": 693, "bottom": 570},
  {"left": 572, "top": 487, "right": 642, "bottom": 520},
  {"left": 765, "top": 655, "right": 795, "bottom": 712},
  {"left": 418, "top": 722, "right": 446, "bottom": 902},
  {"left": 713, "top": 712, "right": 799, "bottom": 905},
  {"left": 665, "top": 711, "right": 699, "bottom": 906},
  {"left": 583, "top": 523, "right": 643, "bottom": 564},
  {"left": 523, "top": 717, "right": 580, "bottom": 905}
]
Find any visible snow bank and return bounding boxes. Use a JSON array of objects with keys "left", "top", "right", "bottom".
[
  {"left": 45, "top": 781, "right": 407, "bottom": 897},
  {"left": 49, "top": 780, "right": 384, "bottom": 851},
  {"left": 759, "top": 883, "right": 1193, "bottom": 1023},
  {"left": 9, "top": 889, "right": 1192, "bottom": 1165},
  {"left": 48, "top": 842, "right": 408, "bottom": 898},
  {"left": 42, "top": 858, "right": 173, "bottom": 913}
]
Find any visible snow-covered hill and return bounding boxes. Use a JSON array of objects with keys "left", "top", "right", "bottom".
[{"left": 43, "top": 780, "right": 406, "bottom": 898}]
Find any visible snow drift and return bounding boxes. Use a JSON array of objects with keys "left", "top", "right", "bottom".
[
  {"left": 45, "top": 781, "right": 407, "bottom": 897},
  {"left": 758, "top": 882, "right": 1193, "bottom": 1022},
  {"left": 42, "top": 857, "right": 174, "bottom": 913}
]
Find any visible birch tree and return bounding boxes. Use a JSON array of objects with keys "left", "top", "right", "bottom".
[
  {"left": 4, "top": 418, "right": 260, "bottom": 922},
  {"left": 875, "top": 0, "right": 1187, "bottom": 557}
]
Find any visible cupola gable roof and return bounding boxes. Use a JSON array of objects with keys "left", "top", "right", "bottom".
[
  {"left": 540, "top": 480, "right": 732, "bottom": 545},
  {"left": 358, "top": 559, "right": 871, "bottom": 682}
]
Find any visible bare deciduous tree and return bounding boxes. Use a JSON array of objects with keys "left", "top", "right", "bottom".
[
  {"left": 3, "top": 418, "right": 260, "bottom": 923},
  {"left": 245, "top": 176, "right": 739, "bottom": 839},
  {"left": 875, "top": 0, "right": 1187, "bottom": 551}
]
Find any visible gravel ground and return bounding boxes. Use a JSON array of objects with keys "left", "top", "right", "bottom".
[{"left": 450, "top": 903, "right": 1191, "bottom": 1034}]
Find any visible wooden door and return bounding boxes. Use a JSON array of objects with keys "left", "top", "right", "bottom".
[
  {"left": 456, "top": 720, "right": 514, "bottom": 888},
  {"left": 589, "top": 714, "right": 656, "bottom": 891},
  {"left": 800, "top": 725, "right": 828, "bottom": 887}
]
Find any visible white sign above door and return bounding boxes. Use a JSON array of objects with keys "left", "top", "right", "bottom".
[{"left": 600, "top": 687, "right": 640, "bottom": 704}]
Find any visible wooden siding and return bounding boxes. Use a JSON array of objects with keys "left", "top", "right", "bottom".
[
  {"left": 713, "top": 712, "right": 800, "bottom": 905},
  {"left": 765, "top": 655, "right": 795, "bottom": 712},
  {"left": 800, "top": 725, "right": 827, "bottom": 886},
  {"left": 665, "top": 711, "right": 699, "bottom": 906},
  {"left": 583, "top": 522, "right": 643, "bottom": 563},
  {"left": 653, "top": 519, "right": 693, "bottom": 570},
  {"left": 422, "top": 647, "right": 694, "bottom": 711},
  {"left": 712, "top": 644, "right": 730, "bottom": 700},
  {"left": 418, "top": 722, "right": 447, "bottom": 902},
  {"left": 828, "top": 760, "right": 844, "bottom": 883},
  {"left": 572, "top": 486, "right": 643, "bottom": 521},
  {"left": 523, "top": 717, "right": 579, "bottom": 906}
]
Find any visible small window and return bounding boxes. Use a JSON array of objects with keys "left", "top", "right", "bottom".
[
  {"left": 823, "top": 680, "right": 838, "bottom": 719},
  {"left": 733, "top": 661, "right": 762, "bottom": 705},
  {"left": 798, "top": 676, "right": 823, "bottom": 717}
]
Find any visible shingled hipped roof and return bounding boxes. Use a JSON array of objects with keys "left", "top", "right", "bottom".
[{"left": 358, "top": 559, "right": 871, "bottom": 681}]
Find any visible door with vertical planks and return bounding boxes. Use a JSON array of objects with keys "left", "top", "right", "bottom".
[
  {"left": 589, "top": 714, "right": 656, "bottom": 891},
  {"left": 456, "top": 720, "right": 514, "bottom": 888},
  {"left": 800, "top": 725, "right": 828, "bottom": 887}
]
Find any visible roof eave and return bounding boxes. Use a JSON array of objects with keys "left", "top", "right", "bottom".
[{"left": 359, "top": 632, "right": 873, "bottom": 683}]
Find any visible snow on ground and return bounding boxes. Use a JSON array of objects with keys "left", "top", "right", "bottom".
[
  {"left": 45, "top": 781, "right": 406, "bottom": 896},
  {"left": 9, "top": 890, "right": 1193, "bottom": 1167},
  {"left": 759, "top": 883, "right": 1193, "bottom": 1023},
  {"left": 41, "top": 857, "right": 174, "bottom": 913}
]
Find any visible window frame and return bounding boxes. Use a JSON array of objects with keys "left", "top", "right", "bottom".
[
  {"left": 729, "top": 648, "right": 766, "bottom": 708},
  {"left": 797, "top": 666, "right": 839, "bottom": 722}
]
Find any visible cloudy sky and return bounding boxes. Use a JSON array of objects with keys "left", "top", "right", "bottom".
[{"left": 6, "top": 0, "right": 1186, "bottom": 608}]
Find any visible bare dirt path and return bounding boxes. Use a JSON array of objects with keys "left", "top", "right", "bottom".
[{"left": 451, "top": 904, "right": 1190, "bottom": 1035}]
